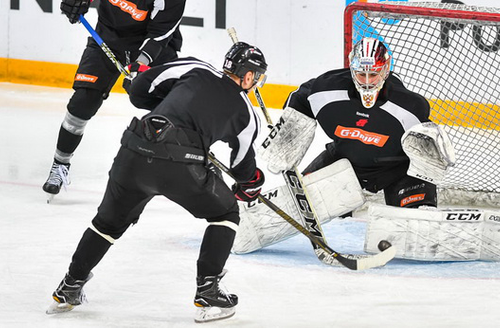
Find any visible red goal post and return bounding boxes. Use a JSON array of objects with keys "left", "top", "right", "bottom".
[{"left": 344, "top": 1, "right": 500, "bottom": 206}]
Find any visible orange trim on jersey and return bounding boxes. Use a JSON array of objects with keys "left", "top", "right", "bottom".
[
  {"left": 401, "top": 193, "right": 426, "bottom": 207},
  {"left": 334, "top": 126, "right": 389, "bottom": 147},
  {"left": 108, "top": 0, "right": 149, "bottom": 21},
  {"left": 75, "top": 74, "right": 98, "bottom": 83}
]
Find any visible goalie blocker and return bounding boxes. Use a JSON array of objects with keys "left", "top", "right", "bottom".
[
  {"left": 364, "top": 204, "right": 500, "bottom": 261},
  {"left": 258, "top": 107, "right": 316, "bottom": 173},
  {"left": 232, "top": 159, "right": 365, "bottom": 254}
]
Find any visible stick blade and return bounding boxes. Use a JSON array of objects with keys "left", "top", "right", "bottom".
[{"left": 355, "top": 245, "right": 397, "bottom": 271}]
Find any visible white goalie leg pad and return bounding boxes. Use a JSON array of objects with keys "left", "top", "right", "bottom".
[
  {"left": 232, "top": 186, "right": 302, "bottom": 254},
  {"left": 401, "top": 122, "right": 456, "bottom": 184},
  {"left": 258, "top": 107, "right": 316, "bottom": 174},
  {"left": 481, "top": 213, "right": 500, "bottom": 261},
  {"left": 232, "top": 160, "right": 365, "bottom": 254},
  {"left": 364, "top": 204, "right": 500, "bottom": 261},
  {"left": 302, "top": 158, "right": 365, "bottom": 220}
]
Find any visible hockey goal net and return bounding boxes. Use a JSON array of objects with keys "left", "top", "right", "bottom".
[{"left": 345, "top": 1, "right": 500, "bottom": 206}]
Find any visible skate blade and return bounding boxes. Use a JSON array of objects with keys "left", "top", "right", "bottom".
[
  {"left": 46, "top": 193, "right": 55, "bottom": 204},
  {"left": 194, "top": 306, "right": 235, "bottom": 323},
  {"left": 46, "top": 301, "right": 75, "bottom": 314}
]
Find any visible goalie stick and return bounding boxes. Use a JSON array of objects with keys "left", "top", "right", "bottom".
[
  {"left": 227, "top": 27, "right": 348, "bottom": 266},
  {"left": 208, "top": 153, "right": 395, "bottom": 270},
  {"left": 254, "top": 87, "right": 332, "bottom": 260},
  {"left": 228, "top": 28, "right": 335, "bottom": 262}
]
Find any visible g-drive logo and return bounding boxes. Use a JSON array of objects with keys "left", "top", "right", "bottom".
[
  {"left": 109, "top": 0, "right": 148, "bottom": 21},
  {"left": 10, "top": 0, "right": 228, "bottom": 29},
  {"left": 334, "top": 125, "right": 389, "bottom": 147}
]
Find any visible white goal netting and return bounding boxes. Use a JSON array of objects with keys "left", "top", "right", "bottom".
[{"left": 345, "top": 1, "right": 500, "bottom": 206}]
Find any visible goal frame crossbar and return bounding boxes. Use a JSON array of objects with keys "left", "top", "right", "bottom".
[
  {"left": 344, "top": 2, "right": 500, "bottom": 202},
  {"left": 343, "top": 2, "right": 500, "bottom": 68}
]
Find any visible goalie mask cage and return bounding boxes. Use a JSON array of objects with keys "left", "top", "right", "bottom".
[{"left": 345, "top": 1, "right": 500, "bottom": 206}]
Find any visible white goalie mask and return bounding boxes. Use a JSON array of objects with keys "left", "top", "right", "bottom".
[{"left": 349, "top": 38, "right": 392, "bottom": 108}]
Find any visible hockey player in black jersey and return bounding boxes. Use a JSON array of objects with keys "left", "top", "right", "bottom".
[
  {"left": 280, "top": 37, "right": 441, "bottom": 207},
  {"left": 47, "top": 42, "right": 268, "bottom": 323},
  {"left": 232, "top": 38, "right": 455, "bottom": 256},
  {"left": 43, "top": 0, "right": 185, "bottom": 202}
]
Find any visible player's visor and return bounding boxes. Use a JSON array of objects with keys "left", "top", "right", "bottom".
[{"left": 254, "top": 72, "right": 267, "bottom": 88}]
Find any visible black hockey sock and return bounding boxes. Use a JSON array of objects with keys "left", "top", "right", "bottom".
[
  {"left": 56, "top": 126, "right": 84, "bottom": 155},
  {"left": 69, "top": 228, "right": 112, "bottom": 280},
  {"left": 197, "top": 225, "right": 236, "bottom": 277}
]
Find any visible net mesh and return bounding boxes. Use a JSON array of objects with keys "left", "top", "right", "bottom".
[{"left": 347, "top": 1, "right": 500, "bottom": 204}]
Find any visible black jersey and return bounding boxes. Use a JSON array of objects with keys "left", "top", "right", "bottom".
[
  {"left": 287, "top": 68, "right": 430, "bottom": 187},
  {"left": 95, "top": 0, "right": 185, "bottom": 61},
  {"left": 129, "top": 57, "right": 261, "bottom": 182}
]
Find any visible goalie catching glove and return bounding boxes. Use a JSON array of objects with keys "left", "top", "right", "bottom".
[
  {"left": 401, "top": 122, "right": 455, "bottom": 184},
  {"left": 60, "top": 0, "right": 91, "bottom": 24},
  {"left": 123, "top": 62, "right": 151, "bottom": 94},
  {"left": 232, "top": 168, "right": 265, "bottom": 202}
]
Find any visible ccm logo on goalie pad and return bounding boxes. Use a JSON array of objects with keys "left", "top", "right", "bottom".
[
  {"left": 334, "top": 126, "right": 389, "bottom": 147},
  {"left": 488, "top": 215, "right": 500, "bottom": 222},
  {"left": 446, "top": 212, "right": 482, "bottom": 221},
  {"left": 247, "top": 189, "right": 279, "bottom": 208},
  {"left": 261, "top": 116, "right": 285, "bottom": 149}
]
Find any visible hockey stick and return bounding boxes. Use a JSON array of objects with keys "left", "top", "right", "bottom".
[
  {"left": 254, "top": 87, "right": 338, "bottom": 264},
  {"left": 227, "top": 27, "right": 340, "bottom": 265},
  {"left": 208, "top": 154, "right": 395, "bottom": 270},
  {"left": 79, "top": 14, "right": 130, "bottom": 77}
]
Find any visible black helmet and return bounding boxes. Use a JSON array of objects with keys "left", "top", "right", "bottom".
[{"left": 223, "top": 42, "right": 267, "bottom": 87}]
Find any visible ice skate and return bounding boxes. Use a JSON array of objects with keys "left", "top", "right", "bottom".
[
  {"left": 46, "top": 272, "right": 93, "bottom": 314},
  {"left": 193, "top": 270, "right": 237, "bottom": 323},
  {"left": 42, "top": 161, "right": 70, "bottom": 203}
]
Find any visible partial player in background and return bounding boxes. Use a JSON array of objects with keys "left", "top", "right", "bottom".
[
  {"left": 46, "top": 42, "right": 267, "bottom": 322},
  {"left": 42, "top": 0, "right": 185, "bottom": 202},
  {"left": 233, "top": 37, "right": 455, "bottom": 255}
]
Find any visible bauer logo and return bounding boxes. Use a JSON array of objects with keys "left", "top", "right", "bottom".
[
  {"left": 75, "top": 74, "right": 98, "bottom": 83},
  {"left": 334, "top": 126, "right": 388, "bottom": 147},
  {"left": 184, "top": 153, "right": 204, "bottom": 162},
  {"left": 446, "top": 212, "right": 482, "bottom": 221}
]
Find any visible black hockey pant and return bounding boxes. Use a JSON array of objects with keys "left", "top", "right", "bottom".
[{"left": 68, "top": 146, "right": 240, "bottom": 280}]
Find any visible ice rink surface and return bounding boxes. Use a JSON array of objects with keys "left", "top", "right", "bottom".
[{"left": 1, "top": 82, "right": 500, "bottom": 327}]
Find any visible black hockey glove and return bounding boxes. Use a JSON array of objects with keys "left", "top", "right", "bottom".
[
  {"left": 232, "top": 168, "right": 265, "bottom": 202},
  {"left": 60, "top": 0, "right": 91, "bottom": 24},
  {"left": 123, "top": 62, "right": 151, "bottom": 94}
]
